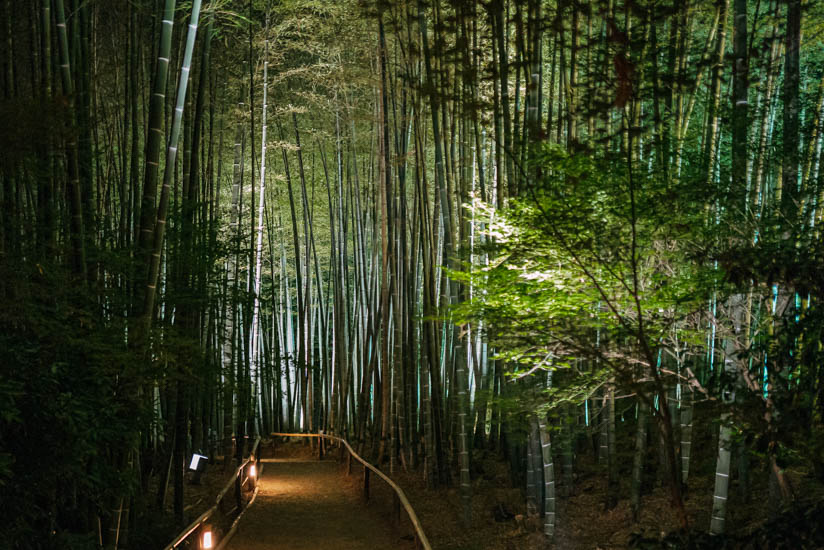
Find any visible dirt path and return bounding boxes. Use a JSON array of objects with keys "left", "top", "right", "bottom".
[{"left": 224, "top": 456, "right": 416, "bottom": 550}]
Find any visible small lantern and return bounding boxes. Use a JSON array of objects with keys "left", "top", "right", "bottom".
[
  {"left": 201, "top": 527, "right": 213, "bottom": 549},
  {"left": 249, "top": 463, "right": 256, "bottom": 478},
  {"left": 189, "top": 453, "right": 208, "bottom": 472},
  {"left": 189, "top": 453, "right": 209, "bottom": 485}
]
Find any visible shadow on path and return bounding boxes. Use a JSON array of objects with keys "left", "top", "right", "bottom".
[{"left": 225, "top": 456, "right": 416, "bottom": 550}]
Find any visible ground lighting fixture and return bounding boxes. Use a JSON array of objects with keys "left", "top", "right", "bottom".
[{"left": 189, "top": 453, "right": 208, "bottom": 472}]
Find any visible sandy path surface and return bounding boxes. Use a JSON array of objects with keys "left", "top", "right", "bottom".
[{"left": 224, "top": 456, "right": 416, "bottom": 550}]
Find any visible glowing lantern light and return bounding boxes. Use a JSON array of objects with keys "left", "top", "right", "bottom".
[
  {"left": 189, "top": 453, "right": 208, "bottom": 472},
  {"left": 202, "top": 529, "right": 213, "bottom": 549},
  {"left": 249, "top": 464, "right": 256, "bottom": 478}
]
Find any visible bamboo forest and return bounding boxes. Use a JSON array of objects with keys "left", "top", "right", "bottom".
[{"left": 3, "top": 0, "right": 824, "bottom": 548}]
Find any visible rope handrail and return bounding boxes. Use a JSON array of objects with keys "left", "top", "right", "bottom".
[
  {"left": 271, "top": 431, "right": 432, "bottom": 550},
  {"left": 163, "top": 436, "right": 261, "bottom": 550}
]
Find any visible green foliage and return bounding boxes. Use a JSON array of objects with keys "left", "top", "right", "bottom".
[
  {"left": 456, "top": 145, "right": 718, "bottom": 415},
  {"left": 0, "top": 259, "right": 148, "bottom": 547}
]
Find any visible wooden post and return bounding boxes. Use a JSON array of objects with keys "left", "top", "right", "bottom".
[
  {"left": 252, "top": 456, "right": 258, "bottom": 489},
  {"left": 346, "top": 451, "right": 352, "bottom": 475},
  {"left": 235, "top": 470, "right": 242, "bottom": 512},
  {"left": 363, "top": 466, "right": 370, "bottom": 502}
]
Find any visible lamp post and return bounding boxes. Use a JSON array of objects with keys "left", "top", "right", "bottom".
[
  {"left": 201, "top": 525, "right": 213, "bottom": 549},
  {"left": 189, "top": 453, "right": 208, "bottom": 485},
  {"left": 248, "top": 457, "right": 258, "bottom": 489}
]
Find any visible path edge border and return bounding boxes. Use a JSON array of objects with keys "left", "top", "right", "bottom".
[{"left": 214, "top": 464, "right": 263, "bottom": 550}]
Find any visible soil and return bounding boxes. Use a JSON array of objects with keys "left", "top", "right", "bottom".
[
  {"left": 137, "top": 453, "right": 243, "bottom": 548},
  {"left": 223, "top": 442, "right": 417, "bottom": 550},
  {"left": 181, "top": 462, "right": 239, "bottom": 520},
  {"left": 168, "top": 430, "right": 824, "bottom": 550},
  {"left": 378, "top": 424, "right": 824, "bottom": 550}
]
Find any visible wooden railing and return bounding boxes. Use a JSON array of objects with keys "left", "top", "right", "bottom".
[
  {"left": 163, "top": 436, "right": 261, "bottom": 550},
  {"left": 271, "top": 432, "right": 433, "bottom": 550}
]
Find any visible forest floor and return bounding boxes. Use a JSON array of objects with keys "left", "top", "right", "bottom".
[
  {"left": 396, "top": 422, "right": 824, "bottom": 550},
  {"left": 165, "top": 429, "right": 824, "bottom": 550},
  {"left": 383, "top": 443, "right": 824, "bottom": 550},
  {"left": 221, "top": 442, "right": 416, "bottom": 550},
  {"left": 142, "top": 454, "right": 242, "bottom": 548}
]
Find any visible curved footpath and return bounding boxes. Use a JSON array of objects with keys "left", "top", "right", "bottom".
[{"left": 224, "top": 455, "right": 416, "bottom": 550}]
